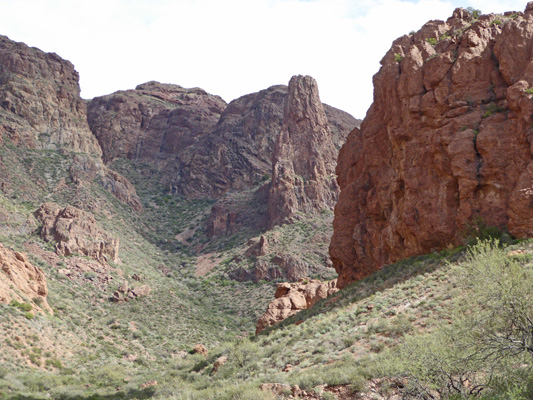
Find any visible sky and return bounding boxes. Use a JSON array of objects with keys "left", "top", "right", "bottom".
[{"left": 0, "top": 0, "right": 528, "bottom": 118}]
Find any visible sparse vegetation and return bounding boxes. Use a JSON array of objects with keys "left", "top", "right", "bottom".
[
  {"left": 466, "top": 7, "right": 482, "bottom": 19},
  {"left": 482, "top": 102, "right": 506, "bottom": 118}
]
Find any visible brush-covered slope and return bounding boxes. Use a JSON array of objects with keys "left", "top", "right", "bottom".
[{"left": 331, "top": 4, "right": 533, "bottom": 287}]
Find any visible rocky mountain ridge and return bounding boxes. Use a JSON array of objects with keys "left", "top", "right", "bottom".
[
  {"left": 330, "top": 5, "right": 533, "bottom": 287},
  {"left": 88, "top": 77, "right": 359, "bottom": 203}
]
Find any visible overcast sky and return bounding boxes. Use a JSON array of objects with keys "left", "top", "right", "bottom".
[{"left": 0, "top": 0, "right": 528, "bottom": 118}]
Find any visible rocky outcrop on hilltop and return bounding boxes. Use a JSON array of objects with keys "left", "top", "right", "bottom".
[
  {"left": 175, "top": 85, "right": 286, "bottom": 198},
  {"left": 36, "top": 203, "right": 120, "bottom": 264},
  {"left": 0, "top": 35, "right": 101, "bottom": 155},
  {"left": 0, "top": 243, "right": 52, "bottom": 313},
  {"left": 330, "top": 5, "right": 533, "bottom": 287},
  {"left": 256, "top": 278, "right": 338, "bottom": 334},
  {"left": 267, "top": 75, "right": 339, "bottom": 228},
  {"left": 177, "top": 82, "right": 358, "bottom": 200},
  {"left": 87, "top": 81, "right": 227, "bottom": 164},
  {"left": 203, "top": 76, "right": 355, "bottom": 282},
  {"left": 89, "top": 78, "right": 358, "bottom": 200},
  {"left": 205, "top": 76, "right": 358, "bottom": 237}
]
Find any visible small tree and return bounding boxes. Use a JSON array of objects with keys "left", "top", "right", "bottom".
[{"left": 466, "top": 7, "right": 482, "bottom": 19}]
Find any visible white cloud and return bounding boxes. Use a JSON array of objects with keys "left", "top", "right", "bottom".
[{"left": 0, "top": 0, "right": 523, "bottom": 118}]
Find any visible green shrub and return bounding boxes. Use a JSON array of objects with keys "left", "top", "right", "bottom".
[
  {"left": 466, "top": 7, "right": 482, "bottom": 19},
  {"left": 10, "top": 300, "right": 32, "bottom": 312},
  {"left": 32, "top": 297, "right": 43, "bottom": 307},
  {"left": 482, "top": 102, "right": 505, "bottom": 118},
  {"left": 425, "top": 37, "right": 438, "bottom": 46},
  {"left": 46, "top": 358, "right": 63, "bottom": 369}
]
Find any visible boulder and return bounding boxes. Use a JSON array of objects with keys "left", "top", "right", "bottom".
[
  {"left": 211, "top": 356, "right": 228, "bottom": 373},
  {"left": 0, "top": 243, "right": 52, "bottom": 313},
  {"left": 256, "top": 278, "right": 338, "bottom": 334},
  {"left": 193, "top": 344, "right": 208, "bottom": 356},
  {"left": 36, "top": 203, "right": 120, "bottom": 264}
]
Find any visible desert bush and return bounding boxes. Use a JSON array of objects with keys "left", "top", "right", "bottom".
[
  {"left": 396, "top": 240, "right": 533, "bottom": 398},
  {"left": 458, "top": 240, "right": 533, "bottom": 362}
]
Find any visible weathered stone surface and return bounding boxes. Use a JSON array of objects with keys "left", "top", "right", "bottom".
[
  {"left": 205, "top": 185, "right": 270, "bottom": 238},
  {"left": 0, "top": 35, "right": 141, "bottom": 211},
  {"left": 0, "top": 243, "right": 52, "bottom": 313},
  {"left": 112, "top": 281, "right": 150, "bottom": 303},
  {"left": 0, "top": 35, "right": 101, "bottom": 155},
  {"left": 175, "top": 85, "right": 287, "bottom": 198},
  {"left": 267, "top": 75, "right": 340, "bottom": 228},
  {"left": 211, "top": 356, "right": 228, "bottom": 373},
  {"left": 87, "top": 81, "right": 227, "bottom": 164},
  {"left": 256, "top": 278, "right": 338, "bottom": 334},
  {"left": 193, "top": 344, "right": 208, "bottom": 356},
  {"left": 330, "top": 5, "right": 533, "bottom": 288},
  {"left": 35, "top": 202, "right": 119, "bottom": 264},
  {"left": 89, "top": 78, "right": 358, "bottom": 201}
]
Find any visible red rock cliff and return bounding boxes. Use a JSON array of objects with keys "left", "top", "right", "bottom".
[
  {"left": 88, "top": 78, "right": 358, "bottom": 200},
  {"left": 0, "top": 35, "right": 101, "bottom": 155},
  {"left": 330, "top": 5, "right": 533, "bottom": 287},
  {"left": 267, "top": 75, "right": 340, "bottom": 228}
]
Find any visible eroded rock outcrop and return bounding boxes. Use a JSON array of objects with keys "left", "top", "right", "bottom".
[
  {"left": 0, "top": 35, "right": 101, "bottom": 155},
  {"left": 205, "top": 76, "right": 358, "bottom": 239},
  {"left": 36, "top": 203, "right": 119, "bottom": 264},
  {"left": 88, "top": 78, "right": 358, "bottom": 201},
  {"left": 330, "top": 5, "right": 533, "bottom": 287},
  {"left": 112, "top": 280, "right": 151, "bottom": 303},
  {"left": 256, "top": 278, "right": 338, "bottom": 334},
  {"left": 267, "top": 75, "right": 339, "bottom": 228},
  {"left": 87, "top": 81, "right": 227, "bottom": 164},
  {"left": 0, "top": 243, "right": 52, "bottom": 313}
]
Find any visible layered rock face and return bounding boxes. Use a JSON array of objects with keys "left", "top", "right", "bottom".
[
  {"left": 330, "top": 5, "right": 533, "bottom": 287},
  {"left": 0, "top": 35, "right": 101, "bottom": 155},
  {"left": 256, "top": 278, "right": 338, "bottom": 334},
  {"left": 205, "top": 76, "right": 357, "bottom": 238},
  {"left": 0, "top": 243, "right": 52, "bottom": 313},
  {"left": 267, "top": 75, "right": 339, "bottom": 228},
  {"left": 36, "top": 203, "right": 120, "bottom": 264}
]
